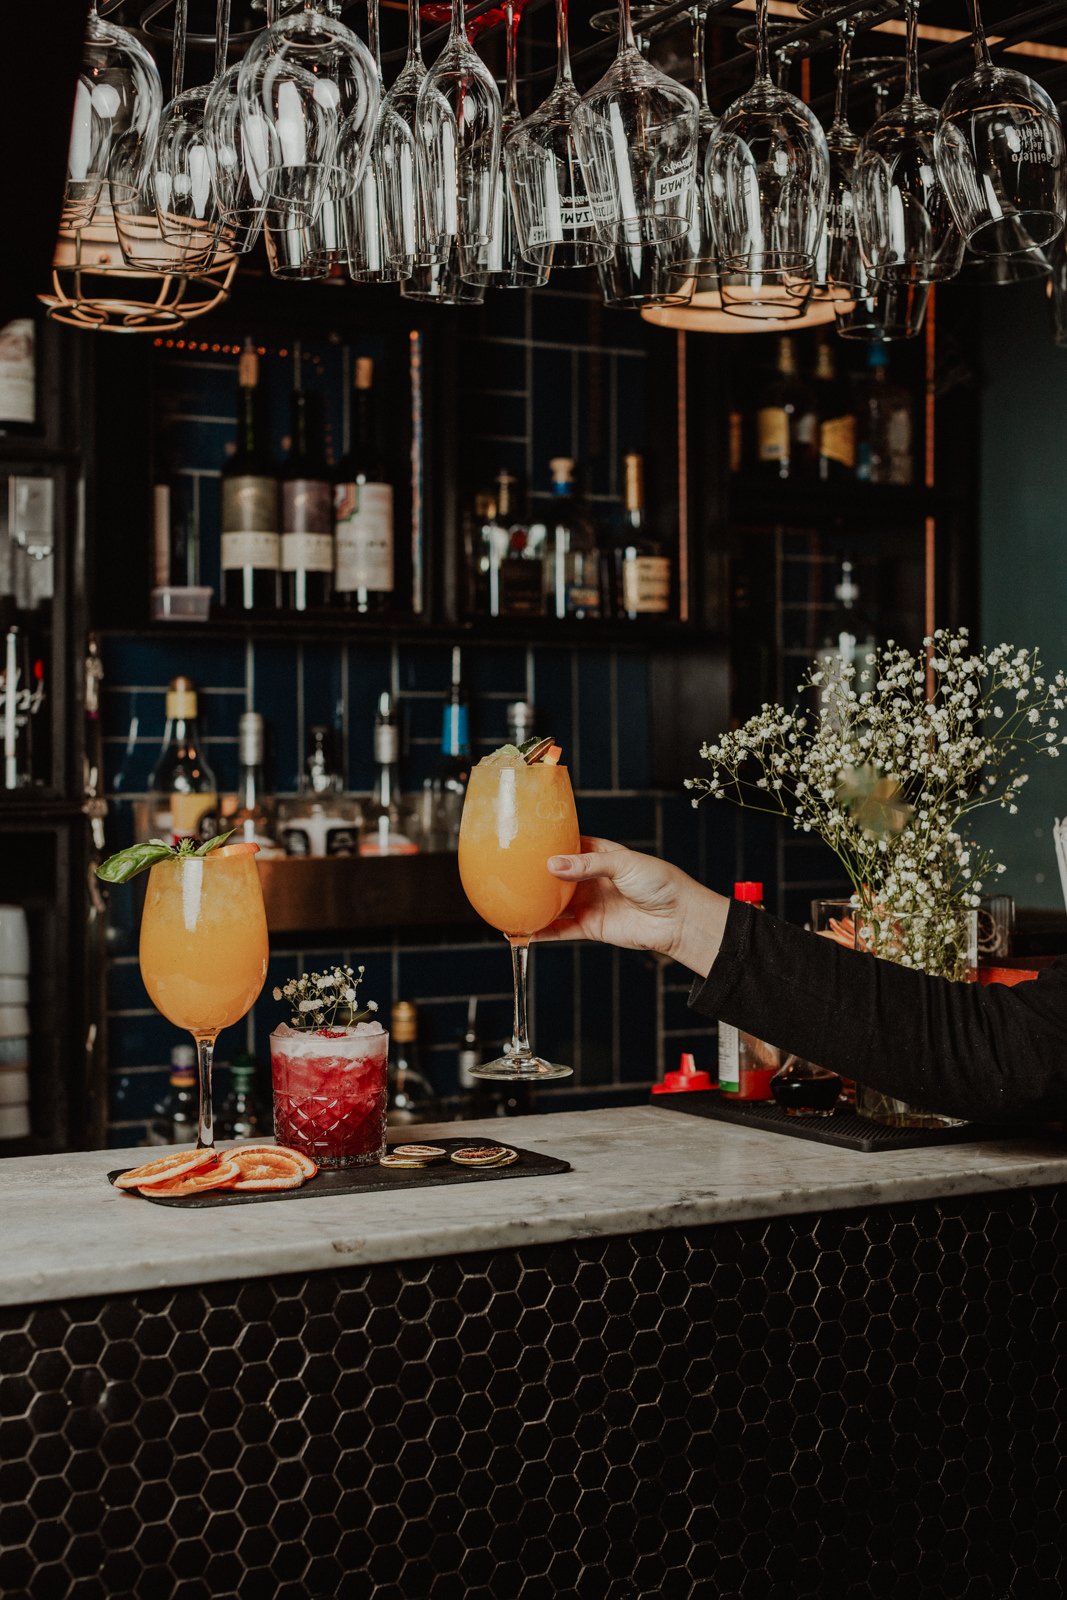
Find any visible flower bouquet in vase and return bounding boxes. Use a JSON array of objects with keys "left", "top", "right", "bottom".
[{"left": 689, "top": 631, "right": 1067, "bottom": 1128}]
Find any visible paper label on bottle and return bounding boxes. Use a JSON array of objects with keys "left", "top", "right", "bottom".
[
  {"left": 819, "top": 414, "right": 857, "bottom": 469},
  {"left": 334, "top": 481, "right": 394, "bottom": 592},
  {"left": 282, "top": 480, "right": 333, "bottom": 539},
  {"left": 718, "top": 1024, "right": 740, "bottom": 1093},
  {"left": 499, "top": 560, "right": 545, "bottom": 616},
  {"left": 222, "top": 475, "right": 278, "bottom": 536},
  {"left": 325, "top": 824, "right": 359, "bottom": 858},
  {"left": 794, "top": 411, "right": 817, "bottom": 448},
  {"left": 0, "top": 320, "right": 35, "bottom": 425},
  {"left": 654, "top": 157, "right": 695, "bottom": 202},
  {"left": 221, "top": 531, "right": 281, "bottom": 571},
  {"left": 757, "top": 407, "right": 789, "bottom": 463},
  {"left": 170, "top": 790, "right": 218, "bottom": 840},
  {"left": 623, "top": 556, "right": 671, "bottom": 614},
  {"left": 280, "top": 531, "right": 334, "bottom": 573}
]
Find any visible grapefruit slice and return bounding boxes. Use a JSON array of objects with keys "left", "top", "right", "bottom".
[
  {"left": 542, "top": 744, "right": 563, "bottom": 766},
  {"left": 113, "top": 1148, "right": 220, "bottom": 1191},
  {"left": 228, "top": 1148, "right": 306, "bottom": 1191},
  {"left": 235, "top": 1143, "right": 318, "bottom": 1180},
  {"left": 215, "top": 841, "right": 260, "bottom": 858},
  {"left": 144, "top": 1158, "right": 241, "bottom": 1197}
]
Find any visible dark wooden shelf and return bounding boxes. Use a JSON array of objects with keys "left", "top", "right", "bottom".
[
  {"left": 259, "top": 852, "right": 481, "bottom": 937},
  {"left": 728, "top": 477, "right": 955, "bottom": 528}
]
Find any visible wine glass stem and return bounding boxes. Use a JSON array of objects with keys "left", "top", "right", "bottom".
[
  {"left": 618, "top": 0, "right": 636, "bottom": 53},
  {"left": 194, "top": 1033, "right": 217, "bottom": 1150},
  {"left": 408, "top": 0, "right": 423, "bottom": 65},
  {"left": 755, "top": 0, "right": 770, "bottom": 84},
  {"left": 504, "top": 0, "right": 521, "bottom": 119},
  {"left": 832, "top": 20, "right": 853, "bottom": 131},
  {"left": 173, "top": 0, "right": 189, "bottom": 100},
  {"left": 690, "top": 6, "right": 709, "bottom": 110},
  {"left": 508, "top": 938, "right": 533, "bottom": 1058},
  {"left": 968, "top": 0, "right": 992, "bottom": 67},
  {"left": 904, "top": 0, "right": 919, "bottom": 101},
  {"left": 556, "top": 0, "right": 573, "bottom": 87},
  {"left": 367, "top": 0, "right": 382, "bottom": 78},
  {"left": 214, "top": 0, "right": 231, "bottom": 80},
  {"left": 451, "top": 0, "right": 468, "bottom": 46}
]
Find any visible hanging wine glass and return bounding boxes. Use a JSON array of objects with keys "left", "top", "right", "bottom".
[
  {"left": 575, "top": 0, "right": 698, "bottom": 252},
  {"left": 707, "top": 0, "right": 828, "bottom": 320},
  {"left": 205, "top": 62, "right": 269, "bottom": 255},
  {"left": 72, "top": 1, "right": 162, "bottom": 234},
  {"left": 961, "top": 243, "right": 1051, "bottom": 286},
  {"left": 237, "top": 0, "right": 378, "bottom": 222},
  {"left": 415, "top": 0, "right": 502, "bottom": 258},
  {"left": 505, "top": 0, "right": 613, "bottom": 269},
  {"left": 376, "top": 0, "right": 443, "bottom": 269},
  {"left": 401, "top": 239, "right": 487, "bottom": 304},
  {"left": 854, "top": 0, "right": 964, "bottom": 287},
  {"left": 154, "top": 4, "right": 238, "bottom": 269},
  {"left": 935, "top": 0, "right": 1065, "bottom": 258},
  {"left": 461, "top": 0, "right": 549, "bottom": 289},
  {"left": 345, "top": 0, "right": 411, "bottom": 283},
  {"left": 64, "top": 67, "right": 112, "bottom": 232}
]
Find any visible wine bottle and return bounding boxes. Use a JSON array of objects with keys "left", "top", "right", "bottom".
[
  {"left": 334, "top": 357, "right": 395, "bottom": 615},
  {"left": 420, "top": 647, "right": 471, "bottom": 851},
  {"left": 221, "top": 338, "right": 280, "bottom": 611},
  {"left": 281, "top": 381, "right": 334, "bottom": 611},
  {"left": 616, "top": 452, "right": 671, "bottom": 621},
  {"left": 0, "top": 320, "right": 37, "bottom": 436},
  {"left": 232, "top": 711, "right": 282, "bottom": 853},
  {"left": 360, "top": 692, "right": 419, "bottom": 856},
  {"left": 149, "top": 676, "right": 219, "bottom": 844},
  {"left": 855, "top": 345, "right": 914, "bottom": 486},
  {"left": 755, "top": 337, "right": 817, "bottom": 481},
  {"left": 813, "top": 338, "right": 857, "bottom": 483}
]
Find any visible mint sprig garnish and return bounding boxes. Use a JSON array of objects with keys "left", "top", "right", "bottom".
[{"left": 95, "top": 828, "right": 236, "bottom": 884}]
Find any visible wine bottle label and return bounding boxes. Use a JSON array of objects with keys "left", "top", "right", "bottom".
[
  {"left": 222, "top": 475, "right": 277, "bottom": 533},
  {"left": 0, "top": 320, "right": 35, "bottom": 425},
  {"left": 498, "top": 560, "right": 545, "bottom": 616},
  {"left": 335, "top": 482, "right": 394, "bottom": 592},
  {"left": 282, "top": 480, "right": 333, "bottom": 538},
  {"left": 325, "top": 825, "right": 359, "bottom": 858},
  {"left": 221, "top": 531, "right": 281, "bottom": 571},
  {"left": 757, "top": 407, "right": 789, "bottom": 462},
  {"left": 623, "top": 556, "right": 671, "bottom": 615},
  {"left": 718, "top": 1024, "right": 740, "bottom": 1093},
  {"left": 170, "top": 790, "right": 218, "bottom": 840},
  {"left": 153, "top": 485, "right": 170, "bottom": 588},
  {"left": 280, "top": 532, "right": 334, "bottom": 573},
  {"left": 819, "top": 415, "right": 857, "bottom": 469}
]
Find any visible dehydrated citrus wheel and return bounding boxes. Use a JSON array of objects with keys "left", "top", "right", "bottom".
[
  {"left": 228, "top": 1148, "right": 306, "bottom": 1191},
  {"left": 236, "top": 1143, "right": 318, "bottom": 1179},
  {"left": 143, "top": 1159, "right": 241, "bottom": 1197},
  {"left": 215, "top": 841, "right": 260, "bottom": 857},
  {"left": 113, "top": 1148, "right": 220, "bottom": 1190}
]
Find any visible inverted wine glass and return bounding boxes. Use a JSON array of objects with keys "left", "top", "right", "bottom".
[
  {"left": 707, "top": 0, "right": 828, "bottom": 319},
  {"left": 64, "top": 69, "right": 111, "bottom": 231},
  {"left": 77, "top": 1, "right": 163, "bottom": 221},
  {"left": 935, "top": 0, "right": 1065, "bottom": 257},
  {"left": 401, "top": 239, "right": 486, "bottom": 304},
  {"left": 575, "top": 0, "right": 698, "bottom": 251},
  {"left": 415, "top": 0, "right": 502, "bottom": 257},
  {"left": 854, "top": 0, "right": 964, "bottom": 287},
  {"left": 345, "top": 0, "right": 410, "bottom": 284},
  {"left": 505, "top": 0, "right": 614, "bottom": 269},
  {"left": 375, "top": 0, "right": 442, "bottom": 269},
  {"left": 205, "top": 62, "right": 268, "bottom": 254},
  {"left": 662, "top": 2, "right": 718, "bottom": 294},
  {"left": 458, "top": 748, "right": 580, "bottom": 1082}
]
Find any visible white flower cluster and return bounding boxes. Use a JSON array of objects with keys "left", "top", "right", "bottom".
[
  {"left": 272, "top": 964, "right": 378, "bottom": 1032},
  {"left": 686, "top": 630, "right": 1067, "bottom": 966}
]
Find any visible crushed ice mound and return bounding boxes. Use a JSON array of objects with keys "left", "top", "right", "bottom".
[{"left": 479, "top": 745, "right": 527, "bottom": 769}]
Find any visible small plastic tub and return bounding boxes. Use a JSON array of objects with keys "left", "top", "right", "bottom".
[{"left": 151, "top": 586, "right": 213, "bottom": 623}]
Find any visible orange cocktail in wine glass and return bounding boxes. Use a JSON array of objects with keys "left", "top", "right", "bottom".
[
  {"left": 458, "top": 743, "right": 579, "bottom": 1080},
  {"left": 139, "top": 844, "right": 268, "bottom": 1149}
]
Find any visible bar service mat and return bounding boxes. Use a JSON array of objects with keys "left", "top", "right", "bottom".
[
  {"left": 650, "top": 1090, "right": 1036, "bottom": 1153},
  {"left": 109, "top": 1137, "right": 572, "bottom": 1207}
]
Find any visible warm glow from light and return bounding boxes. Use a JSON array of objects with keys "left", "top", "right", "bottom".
[{"left": 642, "top": 288, "right": 840, "bottom": 334}]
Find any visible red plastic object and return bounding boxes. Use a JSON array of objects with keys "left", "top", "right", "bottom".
[
  {"left": 652, "top": 1052, "right": 713, "bottom": 1095},
  {"left": 733, "top": 882, "right": 764, "bottom": 904},
  {"left": 979, "top": 966, "right": 1040, "bottom": 987}
]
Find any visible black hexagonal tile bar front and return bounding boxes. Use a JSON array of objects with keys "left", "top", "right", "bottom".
[{"left": 1, "top": 1187, "right": 1066, "bottom": 1599}]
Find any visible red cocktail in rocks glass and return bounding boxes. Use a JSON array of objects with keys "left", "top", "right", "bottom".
[{"left": 270, "top": 1022, "right": 389, "bottom": 1167}]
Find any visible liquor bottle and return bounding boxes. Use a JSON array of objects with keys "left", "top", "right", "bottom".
[
  {"left": 281, "top": 382, "right": 334, "bottom": 611},
  {"left": 616, "top": 452, "right": 671, "bottom": 621},
  {"left": 387, "top": 1001, "right": 437, "bottom": 1126},
  {"left": 278, "top": 726, "right": 361, "bottom": 857},
  {"left": 457, "top": 995, "right": 483, "bottom": 1093},
  {"left": 755, "top": 338, "right": 817, "bottom": 481},
  {"left": 471, "top": 490, "right": 507, "bottom": 617},
  {"left": 361, "top": 692, "right": 419, "bottom": 856},
  {"left": 147, "top": 1045, "right": 198, "bottom": 1145},
  {"left": 717, "top": 884, "right": 780, "bottom": 1100},
  {"left": 232, "top": 711, "right": 282, "bottom": 853},
  {"left": 496, "top": 471, "right": 546, "bottom": 617},
  {"left": 334, "top": 357, "right": 395, "bottom": 615},
  {"left": 506, "top": 700, "right": 538, "bottom": 749},
  {"left": 815, "top": 560, "right": 878, "bottom": 715},
  {"left": 0, "top": 319, "right": 37, "bottom": 436},
  {"left": 221, "top": 338, "right": 280, "bottom": 612},
  {"left": 419, "top": 647, "right": 471, "bottom": 852},
  {"left": 542, "top": 457, "right": 603, "bottom": 620},
  {"left": 813, "top": 338, "right": 857, "bottom": 483},
  {"left": 149, "top": 676, "right": 219, "bottom": 843},
  {"left": 218, "top": 1056, "right": 267, "bottom": 1141},
  {"left": 855, "top": 344, "right": 914, "bottom": 486}
]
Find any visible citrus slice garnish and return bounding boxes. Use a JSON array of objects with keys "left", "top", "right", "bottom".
[
  {"left": 542, "top": 744, "right": 563, "bottom": 766},
  {"left": 142, "top": 1158, "right": 241, "bottom": 1197},
  {"left": 235, "top": 1143, "right": 318, "bottom": 1179},
  {"left": 228, "top": 1148, "right": 306, "bottom": 1190},
  {"left": 215, "top": 841, "right": 260, "bottom": 858},
  {"left": 113, "top": 1148, "right": 220, "bottom": 1190}
]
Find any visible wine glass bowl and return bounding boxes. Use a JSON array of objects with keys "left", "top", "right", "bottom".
[
  {"left": 415, "top": 0, "right": 502, "bottom": 256},
  {"left": 205, "top": 62, "right": 268, "bottom": 254}
]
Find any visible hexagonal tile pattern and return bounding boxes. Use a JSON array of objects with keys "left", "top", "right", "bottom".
[{"left": 0, "top": 1189, "right": 1065, "bottom": 1597}]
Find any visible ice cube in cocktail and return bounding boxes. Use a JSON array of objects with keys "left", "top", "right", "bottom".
[{"left": 269, "top": 1022, "right": 389, "bottom": 1167}]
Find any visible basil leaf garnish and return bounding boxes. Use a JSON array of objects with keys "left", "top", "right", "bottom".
[
  {"left": 94, "top": 843, "right": 176, "bottom": 885},
  {"left": 195, "top": 829, "right": 235, "bottom": 856}
]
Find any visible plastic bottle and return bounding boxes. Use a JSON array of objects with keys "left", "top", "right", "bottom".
[{"left": 717, "top": 884, "right": 781, "bottom": 1100}]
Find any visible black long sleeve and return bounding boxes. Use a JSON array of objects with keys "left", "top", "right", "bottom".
[{"left": 689, "top": 899, "right": 1067, "bottom": 1122}]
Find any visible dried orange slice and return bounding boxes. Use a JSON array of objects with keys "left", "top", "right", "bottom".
[
  {"left": 235, "top": 1143, "right": 318, "bottom": 1179},
  {"left": 215, "top": 841, "right": 260, "bottom": 857},
  {"left": 143, "top": 1158, "right": 241, "bottom": 1197},
  {"left": 113, "top": 1148, "right": 220, "bottom": 1191},
  {"left": 228, "top": 1148, "right": 306, "bottom": 1191},
  {"left": 542, "top": 744, "right": 563, "bottom": 766}
]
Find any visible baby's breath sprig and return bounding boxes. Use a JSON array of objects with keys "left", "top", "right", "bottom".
[{"left": 272, "top": 965, "right": 378, "bottom": 1032}]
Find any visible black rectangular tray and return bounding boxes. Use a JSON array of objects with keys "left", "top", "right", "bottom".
[
  {"left": 109, "top": 1136, "right": 571, "bottom": 1207},
  {"left": 650, "top": 1089, "right": 1037, "bottom": 1153}
]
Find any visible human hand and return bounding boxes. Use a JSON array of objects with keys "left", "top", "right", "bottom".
[{"left": 539, "top": 838, "right": 729, "bottom": 979}]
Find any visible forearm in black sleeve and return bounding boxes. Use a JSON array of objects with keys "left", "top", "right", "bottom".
[{"left": 689, "top": 900, "right": 1067, "bottom": 1122}]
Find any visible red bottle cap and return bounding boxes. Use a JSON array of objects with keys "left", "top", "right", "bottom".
[
  {"left": 652, "top": 1051, "right": 713, "bottom": 1095},
  {"left": 733, "top": 882, "right": 764, "bottom": 903}
]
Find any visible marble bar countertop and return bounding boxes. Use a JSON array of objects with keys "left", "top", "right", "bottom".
[{"left": 2, "top": 1106, "right": 1066, "bottom": 1307}]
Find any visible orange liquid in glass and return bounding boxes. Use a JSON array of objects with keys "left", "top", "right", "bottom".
[
  {"left": 139, "top": 854, "right": 269, "bottom": 1035},
  {"left": 458, "top": 760, "right": 580, "bottom": 937}
]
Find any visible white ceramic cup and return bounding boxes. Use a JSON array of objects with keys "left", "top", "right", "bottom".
[
  {"left": 0, "top": 1102, "right": 30, "bottom": 1139},
  {"left": 0, "top": 1005, "right": 30, "bottom": 1040},
  {"left": 0, "top": 1070, "right": 29, "bottom": 1107},
  {"left": 0, "top": 976, "right": 28, "bottom": 1005},
  {"left": 0, "top": 906, "right": 29, "bottom": 977}
]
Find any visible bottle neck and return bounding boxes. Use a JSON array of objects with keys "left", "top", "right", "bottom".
[
  {"left": 166, "top": 714, "right": 200, "bottom": 751},
  {"left": 441, "top": 698, "right": 470, "bottom": 758},
  {"left": 238, "top": 762, "right": 264, "bottom": 811},
  {"left": 373, "top": 758, "right": 401, "bottom": 807},
  {"left": 352, "top": 386, "right": 374, "bottom": 459},
  {"left": 238, "top": 385, "right": 259, "bottom": 458}
]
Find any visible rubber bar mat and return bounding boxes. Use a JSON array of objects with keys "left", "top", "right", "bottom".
[
  {"left": 649, "top": 1090, "right": 1041, "bottom": 1152},
  {"left": 109, "top": 1136, "right": 572, "bottom": 1206}
]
